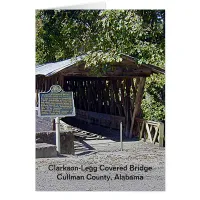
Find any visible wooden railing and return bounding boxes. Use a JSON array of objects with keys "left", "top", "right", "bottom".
[
  {"left": 75, "top": 109, "right": 125, "bottom": 130},
  {"left": 135, "top": 118, "right": 165, "bottom": 147}
]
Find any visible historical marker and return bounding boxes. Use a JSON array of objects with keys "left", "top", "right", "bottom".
[{"left": 38, "top": 85, "right": 75, "bottom": 117}]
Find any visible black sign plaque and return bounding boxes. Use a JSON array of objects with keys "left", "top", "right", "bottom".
[{"left": 38, "top": 85, "right": 75, "bottom": 117}]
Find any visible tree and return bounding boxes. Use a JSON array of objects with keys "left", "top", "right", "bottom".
[{"left": 36, "top": 10, "right": 165, "bottom": 121}]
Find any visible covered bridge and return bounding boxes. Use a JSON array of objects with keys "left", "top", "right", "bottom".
[{"left": 35, "top": 54, "right": 165, "bottom": 138}]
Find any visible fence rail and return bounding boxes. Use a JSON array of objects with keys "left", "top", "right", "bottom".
[{"left": 135, "top": 118, "right": 165, "bottom": 147}]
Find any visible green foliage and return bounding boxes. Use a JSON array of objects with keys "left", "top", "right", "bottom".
[
  {"left": 142, "top": 74, "right": 165, "bottom": 121},
  {"left": 36, "top": 10, "right": 165, "bottom": 66},
  {"left": 35, "top": 9, "right": 165, "bottom": 121}
]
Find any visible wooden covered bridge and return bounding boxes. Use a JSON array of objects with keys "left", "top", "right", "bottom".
[{"left": 36, "top": 54, "right": 165, "bottom": 139}]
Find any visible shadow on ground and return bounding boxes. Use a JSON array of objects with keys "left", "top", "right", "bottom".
[
  {"left": 62, "top": 117, "right": 139, "bottom": 142},
  {"left": 58, "top": 139, "right": 97, "bottom": 157}
]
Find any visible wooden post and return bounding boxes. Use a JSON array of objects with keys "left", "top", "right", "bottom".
[
  {"left": 49, "top": 77, "right": 52, "bottom": 89},
  {"left": 120, "top": 122, "right": 123, "bottom": 151},
  {"left": 105, "top": 80, "right": 110, "bottom": 114},
  {"left": 130, "top": 78, "right": 136, "bottom": 115},
  {"left": 41, "top": 77, "right": 43, "bottom": 91},
  {"left": 36, "top": 78, "right": 38, "bottom": 91},
  {"left": 93, "top": 80, "right": 97, "bottom": 112},
  {"left": 60, "top": 74, "right": 64, "bottom": 88},
  {"left": 114, "top": 80, "right": 122, "bottom": 116},
  {"left": 35, "top": 89, "right": 38, "bottom": 106},
  {"left": 82, "top": 80, "right": 87, "bottom": 110},
  {"left": 52, "top": 119, "right": 55, "bottom": 131},
  {"left": 78, "top": 80, "right": 82, "bottom": 109},
  {"left": 98, "top": 80, "right": 102, "bottom": 112},
  {"left": 125, "top": 78, "right": 131, "bottom": 137},
  {"left": 159, "top": 122, "right": 164, "bottom": 147},
  {"left": 121, "top": 80, "right": 126, "bottom": 116},
  {"left": 139, "top": 121, "right": 145, "bottom": 140},
  {"left": 110, "top": 80, "right": 115, "bottom": 115},
  {"left": 40, "top": 77, "right": 43, "bottom": 91},
  {"left": 135, "top": 77, "right": 140, "bottom": 91},
  {"left": 102, "top": 80, "right": 106, "bottom": 113},
  {"left": 87, "top": 80, "right": 91, "bottom": 111},
  {"left": 129, "top": 77, "right": 146, "bottom": 138},
  {"left": 45, "top": 79, "right": 47, "bottom": 91}
]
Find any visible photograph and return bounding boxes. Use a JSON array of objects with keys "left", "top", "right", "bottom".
[{"left": 35, "top": 9, "right": 165, "bottom": 191}]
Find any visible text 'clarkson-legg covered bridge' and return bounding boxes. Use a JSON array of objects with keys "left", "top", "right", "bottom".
[{"left": 35, "top": 54, "right": 165, "bottom": 139}]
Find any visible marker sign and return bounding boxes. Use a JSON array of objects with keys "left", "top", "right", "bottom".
[{"left": 38, "top": 85, "right": 75, "bottom": 117}]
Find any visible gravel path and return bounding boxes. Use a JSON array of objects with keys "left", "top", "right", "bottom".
[
  {"left": 36, "top": 109, "right": 165, "bottom": 191},
  {"left": 36, "top": 141, "right": 165, "bottom": 191}
]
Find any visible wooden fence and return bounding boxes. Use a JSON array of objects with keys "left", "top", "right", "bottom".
[{"left": 135, "top": 118, "right": 165, "bottom": 147}]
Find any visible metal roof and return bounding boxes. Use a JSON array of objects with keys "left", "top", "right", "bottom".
[
  {"left": 35, "top": 56, "right": 83, "bottom": 77},
  {"left": 36, "top": 54, "right": 165, "bottom": 77}
]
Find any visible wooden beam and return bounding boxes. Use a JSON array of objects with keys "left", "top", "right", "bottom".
[
  {"left": 159, "top": 122, "right": 165, "bottom": 147},
  {"left": 152, "top": 126, "right": 159, "bottom": 144},
  {"left": 139, "top": 121, "right": 145, "bottom": 140},
  {"left": 121, "top": 80, "right": 126, "bottom": 117},
  {"left": 45, "top": 79, "right": 47, "bottom": 91},
  {"left": 129, "top": 77, "right": 146, "bottom": 138},
  {"left": 125, "top": 78, "right": 131, "bottom": 137},
  {"left": 146, "top": 123, "right": 153, "bottom": 143},
  {"left": 135, "top": 77, "right": 140, "bottom": 92},
  {"left": 35, "top": 89, "right": 38, "bottom": 106},
  {"left": 63, "top": 75, "right": 148, "bottom": 80},
  {"left": 130, "top": 78, "right": 136, "bottom": 118}
]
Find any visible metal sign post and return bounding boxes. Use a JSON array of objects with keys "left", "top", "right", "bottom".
[
  {"left": 38, "top": 85, "right": 76, "bottom": 154},
  {"left": 120, "top": 122, "right": 123, "bottom": 151},
  {"left": 55, "top": 117, "right": 61, "bottom": 153}
]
